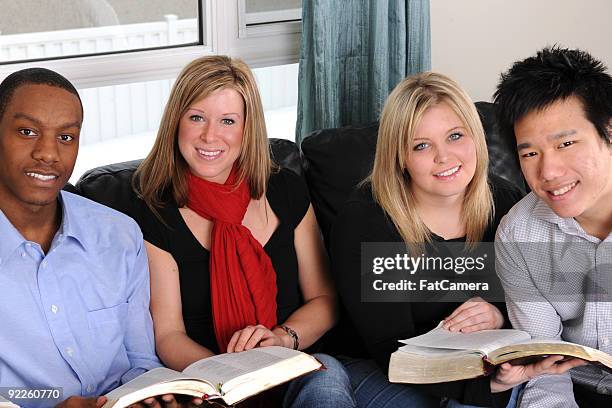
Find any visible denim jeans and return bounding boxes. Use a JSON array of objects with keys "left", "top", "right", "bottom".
[
  {"left": 444, "top": 383, "right": 523, "bottom": 408},
  {"left": 340, "top": 357, "right": 440, "bottom": 408},
  {"left": 340, "top": 357, "right": 522, "bottom": 408},
  {"left": 283, "top": 353, "right": 357, "bottom": 408},
  {"left": 444, "top": 399, "right": 487, "bottom": 408}
]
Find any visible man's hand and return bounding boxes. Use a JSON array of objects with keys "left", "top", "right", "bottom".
[
  {"left": 55, "top": 396, "right": 107, "bottom": 408},
  {"left": 443, "top": 297, "right": 504, "bottom": 332},
  {"left": 129, "top": 394, "right": 203, "bottom": 408},
  {"left": 226, "top": 325, "right": 291, "bottom": 353},
  {"left": 490, "top": 355, "right": 588, "bottom": 393}
]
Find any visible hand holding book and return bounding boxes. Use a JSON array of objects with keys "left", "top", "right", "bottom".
[
  {"left": 389, "top": 323, "right": 609, "bottom": 385},
  {"left": 490, "top": 355, "right": 588, "bottom": 392}
]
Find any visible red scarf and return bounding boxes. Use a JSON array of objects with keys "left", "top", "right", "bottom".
[{"left": 186, "top": 167, "right": 278, "bottom": 353}]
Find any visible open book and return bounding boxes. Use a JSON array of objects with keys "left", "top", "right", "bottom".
[
  {"left": 389, "top": 323, "right": 612, "bottom": 384},
  {"left": 103, "top": 347, "right": 322, "bottom": 407},
  {"left": 0, "top": 396, "right": 19, "bottom": 408}
]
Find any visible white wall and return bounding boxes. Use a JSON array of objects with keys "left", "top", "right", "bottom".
[{"left": 431, "top": 0, "right": 612, "bottom": 102}]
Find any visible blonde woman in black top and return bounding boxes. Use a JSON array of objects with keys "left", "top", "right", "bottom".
[{"left": 330, "top": 72, "right": 579, "bottom": 408}]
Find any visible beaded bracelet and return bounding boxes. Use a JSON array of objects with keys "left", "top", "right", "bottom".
[{"left": 277, "top": 325, "right": 299, "bottom": 350}]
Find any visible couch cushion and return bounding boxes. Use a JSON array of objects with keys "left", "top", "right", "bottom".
[
  {"left": 301, "top": 102, "right": 526, "bottom": 247},
  {"left": 475, "top": 101, "right": 525, "bottom": 191},
  {"left": 301, "top": 123, "right": 378, "bottom": 246},
  {"left": 62, "top": 183, "right": 78, "bottom": 194},
  {"left": 269, "top": 138, "right": 303, "bottom": 176},
  {"left": 75, "top": 159, "right": 142, "bottom": 218}
]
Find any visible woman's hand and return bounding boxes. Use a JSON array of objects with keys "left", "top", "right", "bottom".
[
  {"left": 443, "top": 297, "right": 504, "bottom": 332},
  {"left": 490, "top": 356, "right": 588, "bottom": 393},
  {"left": 226, "top": 325, "right": 292, "bottom": 352}
]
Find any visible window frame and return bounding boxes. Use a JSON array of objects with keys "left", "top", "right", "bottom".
[
  {"left": 0, "top": 0, "right": 301, "bottom": 89},
  {"left": 237, "top": 0, "right": 301, "bottom": 39}
]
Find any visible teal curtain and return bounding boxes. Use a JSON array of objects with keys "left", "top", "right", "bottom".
[{"left": 296, "top": 0, "right": 431, "bottom": 143}]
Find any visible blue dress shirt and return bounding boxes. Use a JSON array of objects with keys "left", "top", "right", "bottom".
[{"left": 0, "top": 191, "right": 160, "bottom": 407}]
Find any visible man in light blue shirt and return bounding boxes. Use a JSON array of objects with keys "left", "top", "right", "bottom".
[{"left": 0, "top": 68, "right": 160, "bottom": 407}]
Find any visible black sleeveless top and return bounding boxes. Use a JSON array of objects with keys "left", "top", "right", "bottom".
[{"left": 136, "top": 168, "right": 310, "bottom": 353}]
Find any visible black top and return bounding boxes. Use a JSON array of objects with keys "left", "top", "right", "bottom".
[
  {"left": 329, "top": 174, "right": 523, "bottom": 407},
  {"left": 136, "top": 168, "right": 310, "bottom": 354}
]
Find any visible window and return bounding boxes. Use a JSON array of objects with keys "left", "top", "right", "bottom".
[
  {"left": 238, "top": 0, "right": 302, "bottom": 38},
  {"left": 241, "top": 0, "right": 301, "bottom": 25},
  {"left": 0, "top": 1, "right": 202, "bottom": 63},
  {"left": 72, "top": 77, "right": 173, "bottom": 183},
  {"left": 0, "top": 1, "right": 301, "bottom": 87}
]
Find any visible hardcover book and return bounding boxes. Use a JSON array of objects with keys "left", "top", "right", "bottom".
[
  {"left": 389, "top": 323, "right": 612, "bottom": 384},
  {"left": 103, "top": 346, "right": 322, "bottom": 407}
]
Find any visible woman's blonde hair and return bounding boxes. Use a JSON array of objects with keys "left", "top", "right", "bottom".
[
  {"left": 371, "top": 71, "right": 493, "bottom": 248},
  {"left": 134, "top": 55, "right": 273, "bottom": 210}
]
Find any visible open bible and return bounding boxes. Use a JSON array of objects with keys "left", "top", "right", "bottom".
[
  {"left": 389, "top": 323, "right": 612, "bottom": 384},
  {"left": 0, "top": 396, "right": 19, "bottom": 408},
  {"left": 103, "top": 347, "right": 322, "bottom": 407}
]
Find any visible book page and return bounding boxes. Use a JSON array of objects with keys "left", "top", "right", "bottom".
[
  {"left": 399, "top": 322, "right": 531, "bottom": 355},
  {"left": 517, "top": 338, "right": 569, "bottom": 345},
  {"left": 103, "top": 368, "right": 220, "bottom": 408},
  {"left": 0, "top": 395, "right": 19, "bottom": 408},
  {"left": 389, "top": 348, "right": 485, "bottom": 384},
  {"left": 183, "top": 347, "right": 303, "bottom": 389},
  {"left": 221, "top": 350, "right": 320, "bottom": 405},
  {"left": 398, "top": 344, "right": 479, "bottom": 357},
  {"left": 488, "top": 339, "right": 612, "bottom": 371},
  {"left": 105, "top": 368, "right": 195, "bottom": 401}
]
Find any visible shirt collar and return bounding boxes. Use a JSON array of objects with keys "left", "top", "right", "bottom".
[
  {"left": 0, "top": 208, "right": 26, "bottom": 265},
  {"left": 532, "top": 196, "right": 563, "bottom": 224},
  {"left": 0, "top": 192, "right": 91, "bottom": 265},
  {"left": 531, "top": 194, "right": 601, "bottom": 242},
  {"left": 58, "top": 191, "right": 90, "bottom": 251}
]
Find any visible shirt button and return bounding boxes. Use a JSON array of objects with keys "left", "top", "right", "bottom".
[
  {"left": 21, "top": 252, "right": 26, "bottom": 258},
  {"left": 41, "top": 260, "right": 47, "bottom": 268},
  {"left": 51, "top": 305, "right": 58, "bottom": 314},
  {"left": 603, "top": 338, "right": 610, "bottom": 346},
  {"left": 86, "top": 385, "right": 94, "bottom": 393},
  {"left": 26, "top": 243, "right": 32, "bottom": 247},
  {"left": 65, "top": 347, "right": 74, "bottom": 357},
  {"left": 600, "top": 388, "right": 609, "bottom": 395}
]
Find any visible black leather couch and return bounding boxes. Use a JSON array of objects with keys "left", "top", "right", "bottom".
[{"left": 72, "top": 101, "right": 524, "bottom": 356}]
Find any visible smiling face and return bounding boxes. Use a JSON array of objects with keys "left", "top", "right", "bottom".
[
  {"left": 515, "top": 96, "right": 612, "bottom": 222},
  {"left": 0, "top": 84, "right": 81, "bottom": 215},
  {"left": 178, "top": 87, "right": 245, "bottom": 184},
  {"left": 405, "top": 102, "right": 477, "bottom": 203}
]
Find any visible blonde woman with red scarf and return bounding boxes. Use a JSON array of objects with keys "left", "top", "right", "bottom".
[{"left": 131, "top": 56, "right": 355, "bottom": 407}]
